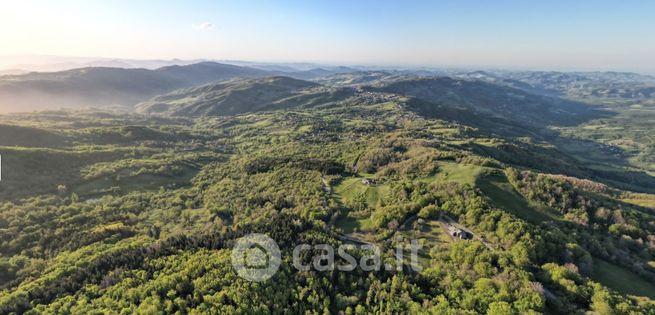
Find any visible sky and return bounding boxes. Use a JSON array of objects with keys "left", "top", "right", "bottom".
[{"left": 1, "top": 0, "right": 654, "bottom": 72}]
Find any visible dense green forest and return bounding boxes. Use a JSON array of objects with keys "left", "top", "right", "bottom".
[{"left": 1, "top": 71, "right": 655, "bottom": 314}]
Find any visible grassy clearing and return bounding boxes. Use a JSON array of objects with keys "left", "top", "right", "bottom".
[
  {"left": 477, "top": 172, "right": 561, "bottom": 223},
  {"left": 420, "top": 161, "right": 488, "bottom": 186},
  {"left": 591, "top": 258, "right": 655, "bottom": 299},
  {"left": 334, "top": 177, "right": 390, "bottom": 207},
  {"left": 333, "top": 177, "right": 389, "bottom": 233},
  {"left": 334, "top": 216, "right": 374, "bottom": 234},
  {"left": 427, "top": 127, "right": 460, "bottom": 137},
  {"left": 621, "top": 193, "right": 655, "bottom": 209},
  {"left": 400, "top": 219, "right": 452, "bottom": 246}
]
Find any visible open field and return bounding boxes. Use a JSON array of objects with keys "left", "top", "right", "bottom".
[
  {"left": 477, "top": 172, "right": 561, "bottom": 223},
  {"left": 621, "top": 192, "right": 655, "bottom": 209},
  {"left": 420, "top": 161, "right": 489, "bottom": 186},
  {"left": 334, "top": 177, "right": 391, "bottom": 207},
  {"left": 591, "top": 258, "right": 655, "bottom": 299}
]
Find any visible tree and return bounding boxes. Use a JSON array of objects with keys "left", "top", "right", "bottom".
[
  {"left": 57, "top": 185, "right": 68, "bottom": 196},
  {"left": 487, "top": 301, "right": 515, "bottom": 315}
]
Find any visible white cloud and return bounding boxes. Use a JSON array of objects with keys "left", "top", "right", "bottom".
[{"left": 192, "top": 22, "right": 214, "bottom": 31}]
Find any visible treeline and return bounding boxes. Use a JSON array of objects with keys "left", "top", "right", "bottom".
[{"left": 244, "top": 155, "right": 345, "bottom": 175}]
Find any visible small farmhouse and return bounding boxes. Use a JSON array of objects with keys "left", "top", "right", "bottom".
[{"left": 447, "top": 226, "right": 472, "bottom": 240}]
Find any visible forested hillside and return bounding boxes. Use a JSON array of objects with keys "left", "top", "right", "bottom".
[
  {"left": 1, "top": 72, "right": 655, "bottom": 314},
  {"left": 137, "top": 76, "right": 355, "bottom": 117}
]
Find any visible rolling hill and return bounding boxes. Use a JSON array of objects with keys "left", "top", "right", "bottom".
[
  {"left": 137, "top": 76, "right": 357, "bottom": 117},
  {"left": 0, "top": 62, "right": 272, "bottom": 112},
  {"left": 366, "top": 76, "right": 606, "bottom": 126}
]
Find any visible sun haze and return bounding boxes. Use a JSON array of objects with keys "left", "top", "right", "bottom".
[{"left": 1, "top": 0, "right": 654, "bottom": 72}]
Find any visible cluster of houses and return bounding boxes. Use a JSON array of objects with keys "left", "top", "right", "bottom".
[{"left": 355, "top": 90, "right": 399, "bottom": 105}]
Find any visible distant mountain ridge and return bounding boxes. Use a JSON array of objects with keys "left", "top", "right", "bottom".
[
  {"left": 0, "top": 69, "right": 28, "bottom": 76},
  {"left": 2, "top": 61, "right": 649, "bottom": 119},
  {"left": 453, "top": 70, "right": 655, "bottom": 100},
  {"left": 0, "top": 62, "right": 274, "bottom": 112},
  {"left": 0, "top": 55, "right": 206, "bottom": 72}
]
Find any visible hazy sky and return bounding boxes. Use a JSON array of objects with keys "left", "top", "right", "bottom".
[{"left": 1, "top": 0, "right": 654, "bottom": 72}]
